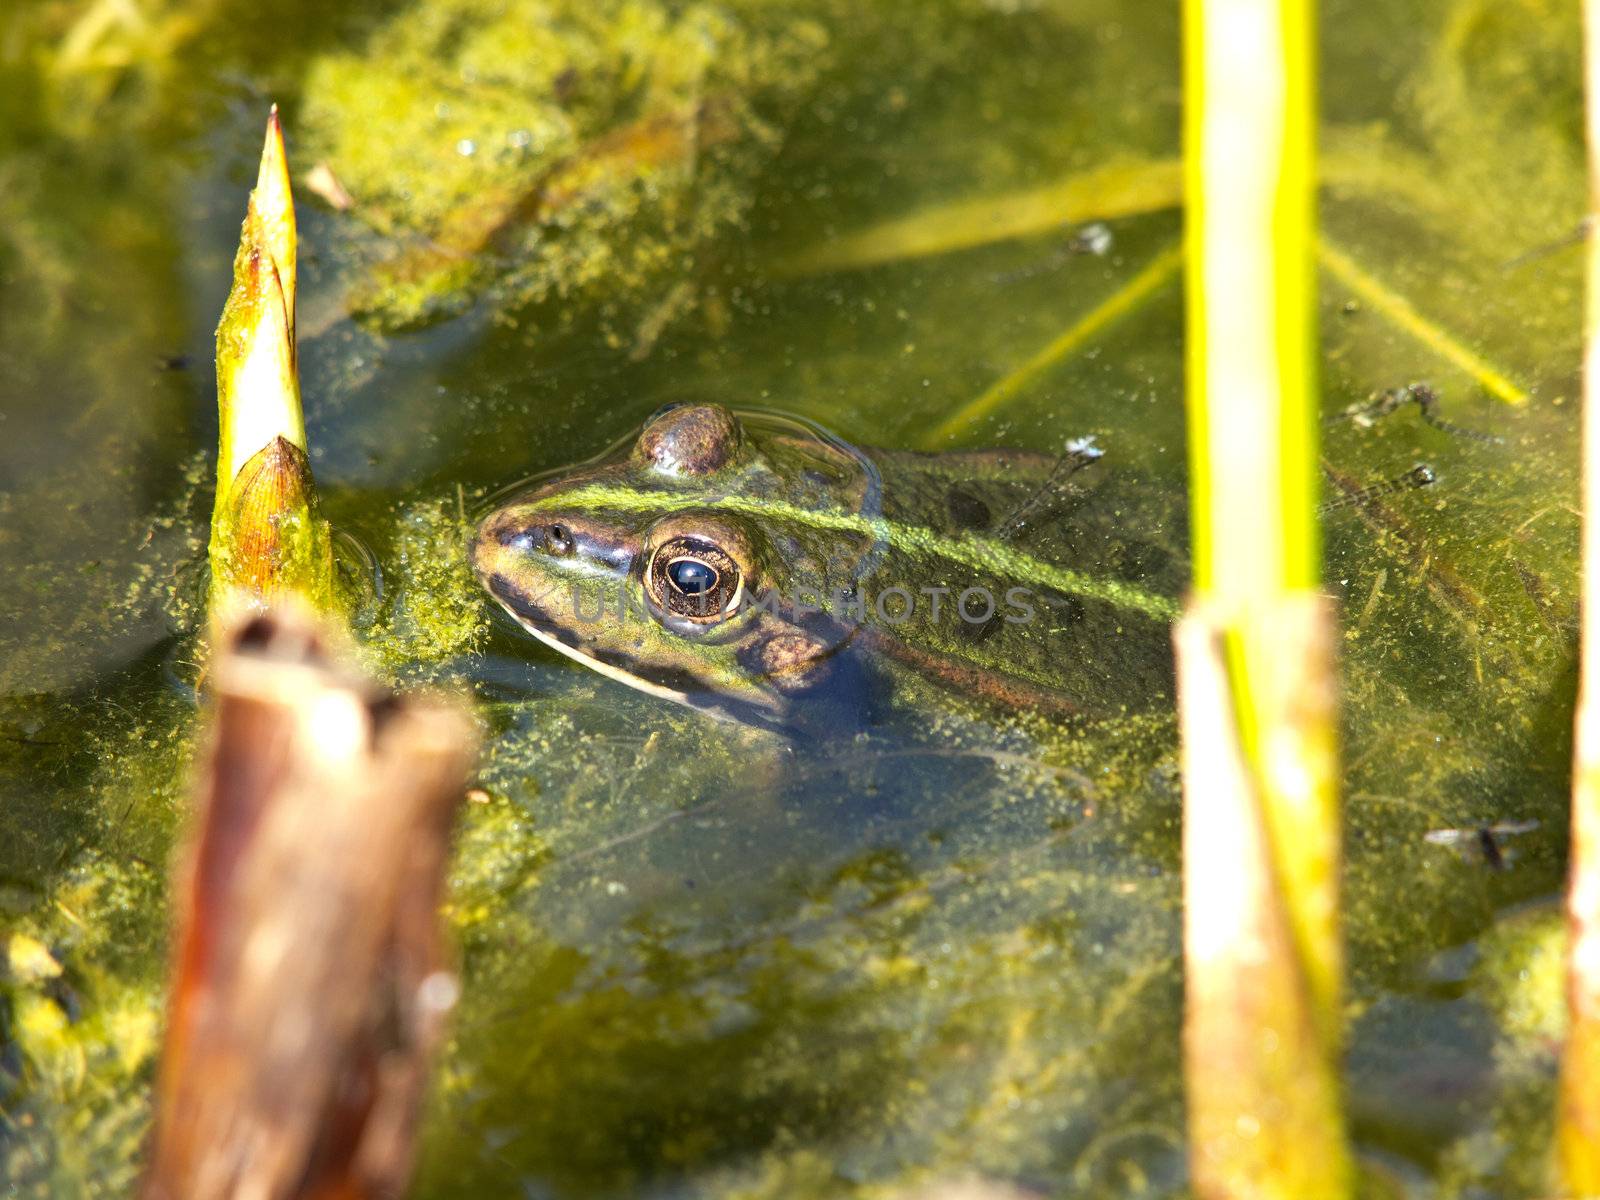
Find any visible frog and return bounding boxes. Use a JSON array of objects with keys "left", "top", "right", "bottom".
[{"left": 470, "top": 403, "right": 1184, "bottom": 734}]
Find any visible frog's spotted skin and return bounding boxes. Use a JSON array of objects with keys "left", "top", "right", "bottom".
[{"left": 471, "top": 404, "right": 1182, "bottom": 732}]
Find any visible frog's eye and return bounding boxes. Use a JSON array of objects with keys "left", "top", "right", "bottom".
[{"left": 647, "top": 536, "right": 742, "bottom": 622}]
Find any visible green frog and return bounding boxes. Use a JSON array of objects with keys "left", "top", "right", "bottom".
[{"left": 471, "top": 403, "right": 1184, "bottom": 733}]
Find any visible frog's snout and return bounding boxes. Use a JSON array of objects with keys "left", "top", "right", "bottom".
[
  {"left": 470, "top": 507, "right": 544, "bottom": 583},
  {"left": 472, "top": 506, "right": 631, "bottom": 587}
]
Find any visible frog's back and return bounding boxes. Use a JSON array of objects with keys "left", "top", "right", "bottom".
[{"left": 850, "top": 444, "right": 1184, "bottom": 721}]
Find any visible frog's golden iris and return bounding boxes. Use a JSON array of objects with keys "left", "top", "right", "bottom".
[{"left": 648, "top": 535, "right": 743, "bottom": 622}]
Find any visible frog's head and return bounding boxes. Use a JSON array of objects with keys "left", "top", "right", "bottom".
[{"left": 471, "top": 404, "right": 877, "bottom": 728}]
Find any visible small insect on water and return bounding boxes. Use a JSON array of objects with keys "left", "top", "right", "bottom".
[
  {"left": 1317, "top": 462, "right": 1437, "bottom": 516},
  {"left": 1332, "top": 382, "right": 1505, "bottom": 446},
  {"left": 991, "top": 222, "right": 1114, "bottom": 284},
  {"left": 994, "top": 436, "right": 1104, "bottom": 541},
  {"left": 1423, "top": 819, "right": 1540, "bottom": 870},
  {"left": 1500, "top": 215, "right": 1591, "bottom": 271}
]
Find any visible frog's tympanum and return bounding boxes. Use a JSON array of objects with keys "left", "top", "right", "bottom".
[{"left": 472, "top": 404, "right": 1182, "bottom": 733}]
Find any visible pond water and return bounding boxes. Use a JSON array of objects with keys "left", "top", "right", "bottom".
[{"left": 0, "top": 0, "right": 1586, "bottom": 1196}]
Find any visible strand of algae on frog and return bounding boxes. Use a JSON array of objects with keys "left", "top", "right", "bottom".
[
  {"left": 921, "top": 240, "right": 1184, "bottom": 448},
  {"left": 1317, "top": 238, "right": 1531, "bottom": 406},
  {"left": 523, "top": 483, "right": 1180, "bottom": 621},
  {"left": 770, "top": 157, "right": 1183, "bottom": 277}
]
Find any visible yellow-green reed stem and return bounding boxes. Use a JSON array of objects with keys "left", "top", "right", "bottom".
[
  {"left": 1182, "top": 0, "right": 1351, "bottom": 1195},
  {"left": 1559, "top": 1, "right": 1600, "bottom": 1191},
  {"left": 208, "top": 108, "right": 336, "bottom": 624},
  {"left": 1177, "top": 604, "right": 1349, "bottom": 1200},
  {"left": 1186, "top": 8, "right": 1319, "bottom": 600},
  {"left": 214, "top": 107, "right": 301, "bottom": 496}
]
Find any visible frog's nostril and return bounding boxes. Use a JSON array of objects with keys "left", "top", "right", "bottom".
[{"left": 500, "top": 522, "right": 576, "bottom": 557}]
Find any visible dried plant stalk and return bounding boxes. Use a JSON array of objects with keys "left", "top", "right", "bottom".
[
  {"left": 143, "top": 610, "right": 476, "bottom": 1200},
  {"left": 1559, "top": 0, "right": 1600, "bottom": 1189},
  {"left": 1178, "top": 602, "right": 1350, "bottom": 1200}
]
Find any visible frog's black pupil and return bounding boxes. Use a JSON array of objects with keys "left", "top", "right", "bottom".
[{"left": 668, "top": 558, "right": 717, "bottom": 595}]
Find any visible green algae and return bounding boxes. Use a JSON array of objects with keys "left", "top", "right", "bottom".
[
  {"left": 414, "top": 699, "right": 1186, "bottom": 1199},
  {"left": 1417, "top": 905, "right": 1567, "bottom": 1199},
  {"left": 1320, "top": 0, "right": 1584, "bottom": 398},
  {"left": 364, "top": 493, "right": 491, "bottom": 673},
  {"left": 299, "top": 0, "right": 831, "bottom": 336},
  {"left": 1, "top": 708, "right": 189, "bottom": 1199}
]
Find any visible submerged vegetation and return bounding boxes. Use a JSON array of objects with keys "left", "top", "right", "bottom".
[
  {"left": 298, "top": 0, "right": 830, "bottom": 337},
  {"left": 0, "top": 0, "right": 1593, "bottom": 1196}
]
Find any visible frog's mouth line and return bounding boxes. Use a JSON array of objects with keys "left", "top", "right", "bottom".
[{"left": 484, "top": 571, "right": 786, "bottom": 729}]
